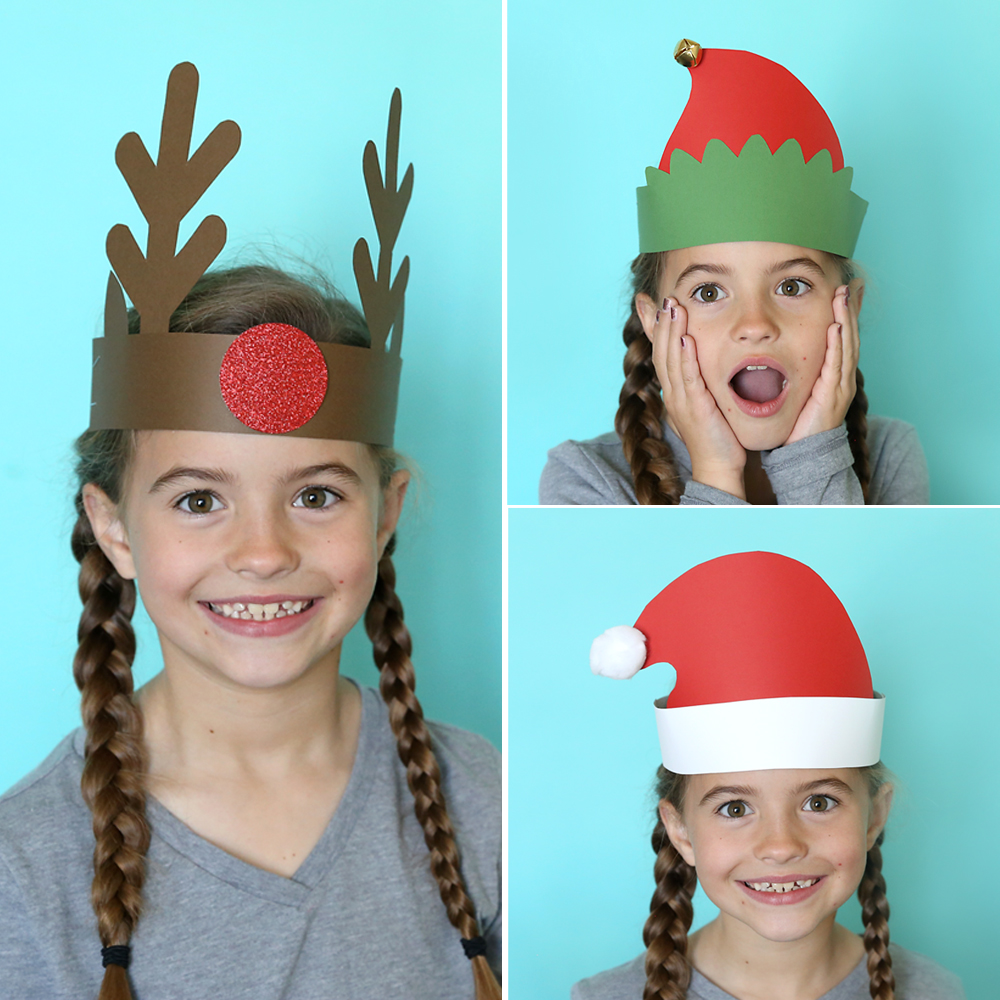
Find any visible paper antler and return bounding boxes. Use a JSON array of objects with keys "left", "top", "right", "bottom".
[
  {"left": 353, "top": 88, "right": 413, "bottom": 355},
  {"left": 106, "top": 62, "right": 241, "bottom": 335}
]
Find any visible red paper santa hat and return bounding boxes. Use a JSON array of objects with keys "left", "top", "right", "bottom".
[{"left": 590, "top": 552, "right": 884, "bottom": 773}]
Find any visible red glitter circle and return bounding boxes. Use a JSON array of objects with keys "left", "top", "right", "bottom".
[{"left": 219, "top": 323, "right": 328, "bottom": 434}]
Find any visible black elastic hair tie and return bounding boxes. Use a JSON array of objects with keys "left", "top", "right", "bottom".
[
  {"left": 101, "top": 945, "right": 131, "bottom": 969},
  {"left": 460, "top": 936, "right": 487, "bottom": 960}
]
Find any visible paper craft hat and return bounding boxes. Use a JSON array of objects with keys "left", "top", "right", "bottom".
[
  {"left": 90, "top": 63, "right": 411, "bottom": 446},
  {"left": 590, "top": 552, "right": 884, "bottom": 773},
  {"left": 637, "top": 40, "right": 867, "bottom": 257}
]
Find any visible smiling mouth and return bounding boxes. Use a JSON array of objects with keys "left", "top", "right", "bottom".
[
  {"left": 205, "top": 599, "right": 316, "bottom": 622},
  {"left": 743, "top": 878, "right": 820, "bottom": 893},
  {"left": 730, "top": 365, "right": 788, "bottom": 403}
]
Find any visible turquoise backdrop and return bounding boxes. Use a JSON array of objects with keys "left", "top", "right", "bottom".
[
  {"left": 510, "top": 508, "right": 996, "bottom": 999},
  {"left": 0, "top": 0, "right": 500, "bottom": 795},
  {"left": 508, "top": 0, "right": 1000, "bottom": 503}
]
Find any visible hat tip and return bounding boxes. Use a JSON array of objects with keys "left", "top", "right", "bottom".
[
  {"left": 673, "top": 39, "right": 702, "bottom": 68},
  {"left": 590, "top": 625, "right": 647, "bottom": 680}
]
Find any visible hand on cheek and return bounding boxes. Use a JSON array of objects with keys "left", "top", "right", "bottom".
[
  {"left": 785, "top": 285, "right": 858, "bottom": 445},
  {"left": 646, "top": 296, "right": 747, "bottom": 499}
]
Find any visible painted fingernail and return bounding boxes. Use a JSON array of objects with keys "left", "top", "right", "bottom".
[
  {"left": 670, "top": 306, "right": 677, "bottom": 321},
  {"left": 837, "top": 323, "right": 843, "bottom": 335},
  {"left": 655, "top": 310, "right": 661, "bottom": 322},
  {"left": 680, "top": 336, "right": 686, "bottom": 347},
  {"left": 662, "top": 298, "right": 669, "bottom": 310},
  {"left": 844, "top": 287, "right": 851, "bottom": 305}
]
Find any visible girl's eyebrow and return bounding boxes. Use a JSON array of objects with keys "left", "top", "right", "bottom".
[
  {"left": 281, "top": 463, "right": 363, "bottom": 487},
  {"left": 674, "top": 262, "right": 733, "bottom": 285},
  {"left": 766, "top": 256, "right": 827, "bottom": 279},
  {"left": 148, "top": 466, "right": 231, "bottom": 493},
  {"left": 792, "top": 777, "right": 855, "bottom": 797},
  {"left": 699, "top": 783, "right": 757, "bottom": 805}
]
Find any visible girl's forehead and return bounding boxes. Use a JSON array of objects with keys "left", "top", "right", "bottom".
[
  {"left": 131, "top": 430, "right": 376, "bottom": 484},
  {"left": 688, "top": 767, "right": 863, "bottom": 798}
]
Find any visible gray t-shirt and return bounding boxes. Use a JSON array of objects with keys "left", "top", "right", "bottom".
[
  {"left": 540, "top": 417, "right": 929, "bottom": 505},
  {"left": 572, "top": 945, "right": 964, "bottom": 1000},
  {"left": 0, "top": 684, "right": 500, "bottom": 999}
]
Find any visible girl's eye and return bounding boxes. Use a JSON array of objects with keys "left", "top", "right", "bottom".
[
  {"left": 776, "top": 278, "right": 811, "bottom": 297},
  {"left": 692, "top": 283, "right": 726, "bottom": 303},
  {"left": 177, "top": 491, "right": 221, "bottom": 514},
  {"left": 803, "top": 794, "right": 837, "bottom": 813},
  {"left": 294, "top": 486, "right": 337, "bottom": 510},
  {"left": 720, "top": 800, "right": 749, "bottom": 819}
]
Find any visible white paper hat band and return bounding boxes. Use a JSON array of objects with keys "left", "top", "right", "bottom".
[{"left": 654, "top": 694, "right": 885, "bottom": 773}]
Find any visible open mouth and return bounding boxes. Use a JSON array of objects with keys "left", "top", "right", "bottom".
[
  {"left": 205, "top": 599, "right": 316, "bottom": 622},
  {"left": 730, "top": 365, "right": 787, "bottom": 404},
  {"left": 742, "top": 878, "right": 820, "bottom": 894}
]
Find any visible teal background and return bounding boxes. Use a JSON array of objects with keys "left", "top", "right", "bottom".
[
  {"left": 510, "top": 508, "right": 996, "bottom": 999},
  {"left": 508, "top": 0, "right": 1000, "bottom": 503},
  {"left": 0, "top": 0, "right": 500, "bottom": 796}
]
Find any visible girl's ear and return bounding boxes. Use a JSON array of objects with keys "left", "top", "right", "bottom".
[
  {"left": 634, "top": 292, "right": 661, "bottom": 344},
  {"left": 850, "top": 279, "right": 865, "bottom": 315},
  {"left": 377, "top": 469, "right": 410, "bottom": 557},
  {"left": 659, "top": 798, "right": 697, "bottom": 867},
  {"left": 82, "top": 484, "right": 137, "bottom": 580},
  {"left": 866, "top": 781, "right": 894, "bottom": 850}
]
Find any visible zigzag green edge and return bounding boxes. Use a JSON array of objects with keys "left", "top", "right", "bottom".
[{"left": 637, "top": 135, "right": 868, "bottom": 258}]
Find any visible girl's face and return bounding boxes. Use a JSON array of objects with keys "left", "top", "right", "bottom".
[
  {"left": 656, "top": 241, "right": 850, "bottom": 451},
  {"left": 84, "top": 430, "right": 407, "bottom": 691},
  {"left": 662, "top": 768, "right": 891, "bottom": 946}
]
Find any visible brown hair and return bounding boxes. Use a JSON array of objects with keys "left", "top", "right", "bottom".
[
  {"left": 614, "top": 252, "right": 871, "bottom": 504},
  {"left": 72, "top": 265, "right": 500, "bottom": 1000},
  {"left": 642, "top": 764, "right": 893, "bottom": 1000}
]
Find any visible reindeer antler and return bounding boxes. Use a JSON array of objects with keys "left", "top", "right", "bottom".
[
  {"left": 353, "top": 88, "right": 413, "bottom": 355},
  {"left": 106, "top": 62, "right": 241, "bottom": 334}
]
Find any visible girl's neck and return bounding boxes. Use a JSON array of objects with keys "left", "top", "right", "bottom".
[
  {"left": 743, "top": 451, "right": 777, "bottom": 505},
  {"left": 137, "top": 646, "right": 361, "bottom": 786},
  {"left": 689, "top": 915, "right": 865, "bottom": 1000}
]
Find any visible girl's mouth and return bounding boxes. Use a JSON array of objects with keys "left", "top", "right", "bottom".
[
  {"left": 738, "top": 876, "right": 824, "bottom": 906},
  {"left": 205, "top": 599, "right": 315, "bottom": 621},
  {"left": 728, "top": 359, "right": 790, "bottom": 418}
]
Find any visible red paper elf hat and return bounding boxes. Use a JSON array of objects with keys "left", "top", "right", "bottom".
[
  {"left": 590, "top": 552, "right": 884, "bottom": 773},
  {"left": 637, "top": 42, "right": 867, "bottom": 257}
]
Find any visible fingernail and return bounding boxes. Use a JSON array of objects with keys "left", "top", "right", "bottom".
[
  {"left": 662, "top": 298, "right": 669, "bottom": 310},
  {"left": 844, "top": 287, "right": 851, "bottom": 305},
  {"left": 680, "top": 336, "right": 686, "bottom": 347},
  {"left": 837, "top": 323, "right": 843, "bottom": 335},
  {"left": 655, "top": 310, "right": 661, "bottom": 322},
  {"left": 670, "top": 306, "right": 677, "bottom": 321}
]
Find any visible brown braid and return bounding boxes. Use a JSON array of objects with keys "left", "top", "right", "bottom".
[
  {"left": 616, "top": 252, "right": 872, "bottom": 504},
  {"left": 614, "top": 253, "right": 683, "bottom": 505},
  {"left": 71, "top": 505, "right": 148, "bottom": 1000},
  {"left": 642, "top": 815, "right": 696, "bottom": 1000},
  {"left": 859, "top": 831, "right": 894, "bottom": 1000},
  {"left": 365, "top": 538, "right": 501, "bottom": 1000},
  {"left": 846, "top": 367, "right": 871, "bottom": 502}
]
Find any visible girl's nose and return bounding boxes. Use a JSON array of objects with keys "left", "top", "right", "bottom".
[
  {"left": 731, "top": 295, "right": 780, "bottom": 344},
  {"left": 752, "top": 814, "right": 808, "bottom": 865},
  {"left": 226, "top": 514, "right": 299, "bottom": 578}
]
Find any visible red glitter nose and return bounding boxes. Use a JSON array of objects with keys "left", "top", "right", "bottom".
[{"left": 219, "top": 323, "right": 328, "bottom": 434}]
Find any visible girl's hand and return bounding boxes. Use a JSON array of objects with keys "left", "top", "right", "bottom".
[
  {"left": 653, "top": 297, "right": 747, "bottom": 498},
  {"left": 784, "top": 285, "right": 857, "bottom": 445}
]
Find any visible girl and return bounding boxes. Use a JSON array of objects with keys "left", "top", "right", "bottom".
[
  {"left": 539, "top": 42, "right": 928, "bottom": 505},
  {"left": 580, "top": 552, "right": 963, "bottom": 999},
  {"left": 0, "top": 65, "right": 501, "bottom": 1000}
]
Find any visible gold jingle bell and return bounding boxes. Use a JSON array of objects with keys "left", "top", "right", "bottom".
[{"left": 673, "top": 39, "right": 702, "bottom": 68}]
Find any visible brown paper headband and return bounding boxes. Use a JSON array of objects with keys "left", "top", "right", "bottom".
[{"left": 90, "top": 62, "right": 411, "bottom": 445}]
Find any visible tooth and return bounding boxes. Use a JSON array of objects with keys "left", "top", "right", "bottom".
[
  {"left": 782, "top": 379, "right": 788, "bottom": 388},
  {"left": 240, "top": 610, "right": 252, "bottom": 620},
  {"left": 276, "top": 610, "right": 287, "bottom": 618},
  {"left": 281, "top": 601, "right": 294, "bottom": 610},
  {"left": 222, "top": 604, "right": 233, "bottom": 616},
  {"left": 233, "top": 603, "right": 245, "bottom": 611},
  {"left": 264, "top": 603, "right": 279, "bottom": 617},
  {"left": 291, "top": 601, "right": 304, "bottom": 613}
]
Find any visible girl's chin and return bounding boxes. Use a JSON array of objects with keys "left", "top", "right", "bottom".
[{"left": 733, "top": 426, "right": 793, "bottom": 452}]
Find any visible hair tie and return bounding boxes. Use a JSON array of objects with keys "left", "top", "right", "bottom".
[
  {"left": 101, "top": 945, "right": 131, "bottom": 969},
  {"left": 460, "top": 936, "right": 487, "bottom": 960}
]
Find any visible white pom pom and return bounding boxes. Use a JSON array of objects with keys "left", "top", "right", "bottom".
[{"left": 590, "top": 626, "right": 646, "bottom": 679}]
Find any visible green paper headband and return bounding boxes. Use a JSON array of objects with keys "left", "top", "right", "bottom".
[{"left": 637, "top": 136, "right": 868, "bottom": 258}]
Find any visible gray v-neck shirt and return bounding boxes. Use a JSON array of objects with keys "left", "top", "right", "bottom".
[
  {"left": 572, "top": 945, "right": 964, "bottom": 1000},
  {"left": 0, "top": 685, "right": 500, "bottom": 999}
]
